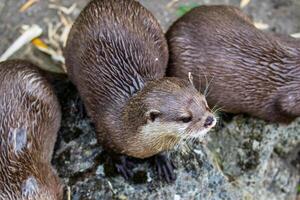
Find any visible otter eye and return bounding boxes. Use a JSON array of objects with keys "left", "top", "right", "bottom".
[
  {"left": 150, "top": 112, "right": 159, "bottom": 122},
  {"left": 146, "top": 109, "right": 161, "bottom": 123},
  {"left": 180, "top": 116, "right": 192, "bottom": 123}
]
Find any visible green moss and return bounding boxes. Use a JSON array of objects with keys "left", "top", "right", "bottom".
[
  {"left": 249, "top": 132, "right": 263, "bottom": 142},
  {"left": 242, "top": 141, "right": 252, "bottom": 150},
  {"left": 176, "top": 3, "right": 199, "bottom": 17},
  {"left": 273, "top": 146, "right": 285, "bottom": 156},
  {"left": 243, "top": 193, "right": 254, "bottom": 200},
  {"left": 238, "top": 150, "right": 260, "bottom": 171}
]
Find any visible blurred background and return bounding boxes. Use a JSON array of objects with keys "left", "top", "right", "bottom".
[
  {"left": 1, "top": 0, "right": 299, "bottom": 72},
  {"left": 0, "top": 0, "right": 299, "bottom": 200}
]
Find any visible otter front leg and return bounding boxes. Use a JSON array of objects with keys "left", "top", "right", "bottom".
[
  {"left": 115, "top": 155, "right": 135, "bottom": 180},
  {"left": 106, "top": 153, "right": 135, "bottom": 180},
  {"left": 152, "top": 153, "right": 176, "bottom": 183}
]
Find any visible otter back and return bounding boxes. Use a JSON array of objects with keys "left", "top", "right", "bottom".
[
  {"left": 64, "top": 0, "right": 168, "bottom": 121},
  {"left": 167, "top": 5, "right": 300, "bottom": 123},
  {"left": 0, "top": 60, "right": 63, "bottom": 200}
]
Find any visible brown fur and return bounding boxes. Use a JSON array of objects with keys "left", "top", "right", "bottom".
[
  {"left": 167, "top": 5, "right": 300, "bottom": 123},
  {"left": 0, "top": 60, "right": 63, "bottom": 200},
  {"left": 64, "top": 0, "right": 216, "bottom": 159}
]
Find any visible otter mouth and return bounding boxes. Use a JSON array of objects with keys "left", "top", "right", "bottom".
[{"left": 184, "top": 116, "right": 217, "bottom": 139}]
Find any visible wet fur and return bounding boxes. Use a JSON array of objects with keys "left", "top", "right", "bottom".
[
  {"left": 122, "top": 78, "right": 213, "bottom": 158},
  {"left": 167, "top": 5, "right": 300, "bottom": 123},
  {"left": 65, "top": 0, "right": 168, "bottom": 157},
  {"left": 0, "top": 60, "right": 63, "bottom": 200},
  {"left": 65, "top": 0, "right": 215, "bottom": 159}
]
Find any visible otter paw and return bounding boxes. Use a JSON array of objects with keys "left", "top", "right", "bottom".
[
  {"left": 114, "top": 155, "right": 135, "bottom": 180},
  {"left": 153, "top": 153, "right": 176, "bottom": 183}
]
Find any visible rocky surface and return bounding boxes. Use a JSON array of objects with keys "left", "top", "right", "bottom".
[
  {"left": 0, "top": 0, "right": 299, "bottom": 200},
  {"left": 208, "top": 116, "right": 300, "bottom": 200}
]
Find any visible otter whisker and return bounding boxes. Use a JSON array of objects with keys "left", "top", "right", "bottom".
[
  {"left": 173, "top": 138, "right": 184, "bottom": 153},
  {"left": 188, "top": 72, "right": 194, "bottom": 87},
  {"left": 211, "top": 104, "right": 219, "bottom": 113},
  {"left": 212, "top": 106, "right": 224, "bottom": 113},
  {"left": 212, "top": 105, "right": 224, "bottom": 117},
  {"left": 197, "top": 65, "right": 214, "bottom": 97},
  {"left": 204, "top": 74, "right": 215, "bottom": 97}
]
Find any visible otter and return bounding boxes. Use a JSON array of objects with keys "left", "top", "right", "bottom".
[
  {"left": 167, "top": 5, "right": 300, "bottom": 123},
  {"left": 64, "top": 0, "right": 216, "bottom": 181},
  {"left": 0, "top": 60, "right": 63, "bottom": 199}
]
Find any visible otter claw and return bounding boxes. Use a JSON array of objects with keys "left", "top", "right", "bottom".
[
  {"left": 154, "top": 154, "right": 176, "bottom": 183},
  {"left": 115, "top": 164, "right": 133, "bottom": 179},
  {"left": 114, "top": 155, "right": 134, "bottom": 180}
]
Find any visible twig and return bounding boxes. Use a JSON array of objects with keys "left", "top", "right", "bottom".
[
  {"left": 166, "top": 0, "right": 179, "bottom": 9},
  {"left": 49, "top": 3, "right": 77, "bottom": 15},
  {"left": 290, "top": 32, "right": 300, "bottom": 38},
  {"left": 0, "top": 24, "right": 42, "bottom": 62},
  {"left": 240, "top": 0, "right": 251, "bottom": 8},
  {"left": 19, "top": 0, "right": 39, "bottom": 12},
  {"left": 67, "top": 186, "right": 71, "bottom": 200},
  {"left": 253, "top": 21, "right": 269, "bottom": 30}
]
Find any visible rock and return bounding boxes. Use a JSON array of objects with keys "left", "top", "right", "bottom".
[
  {"left": 208, "top": 116, "right": 299, "bottom": 200},
  {"left": 0, "top": 0, "right": 299, "bottom": 199},
  {"left": 50, "top": 77, "right": 299, "bottom": 200}
]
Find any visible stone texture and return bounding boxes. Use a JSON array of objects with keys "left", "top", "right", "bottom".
[{"left": 0, "top": 0, "right": 299, "bottom": 199}]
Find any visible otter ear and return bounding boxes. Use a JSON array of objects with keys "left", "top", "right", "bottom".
[{"left": 145, "top": 109, "right": 161, "bottom": 123}]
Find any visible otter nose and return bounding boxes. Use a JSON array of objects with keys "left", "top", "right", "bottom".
[{"left": 204, "top": 116, "right": 215, "bottom": 128}]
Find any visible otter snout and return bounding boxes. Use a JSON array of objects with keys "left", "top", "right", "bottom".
[{"left": 204, "top": 116, "right": 216, "bottom": 128}]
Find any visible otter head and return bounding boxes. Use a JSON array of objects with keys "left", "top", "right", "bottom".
[{"left": 123, "top": 77, "right": 216, "bottom": 158}]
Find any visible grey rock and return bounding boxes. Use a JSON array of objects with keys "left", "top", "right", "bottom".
[{"left": 0, "top": 0, "right": 299, "bottom": 200}]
